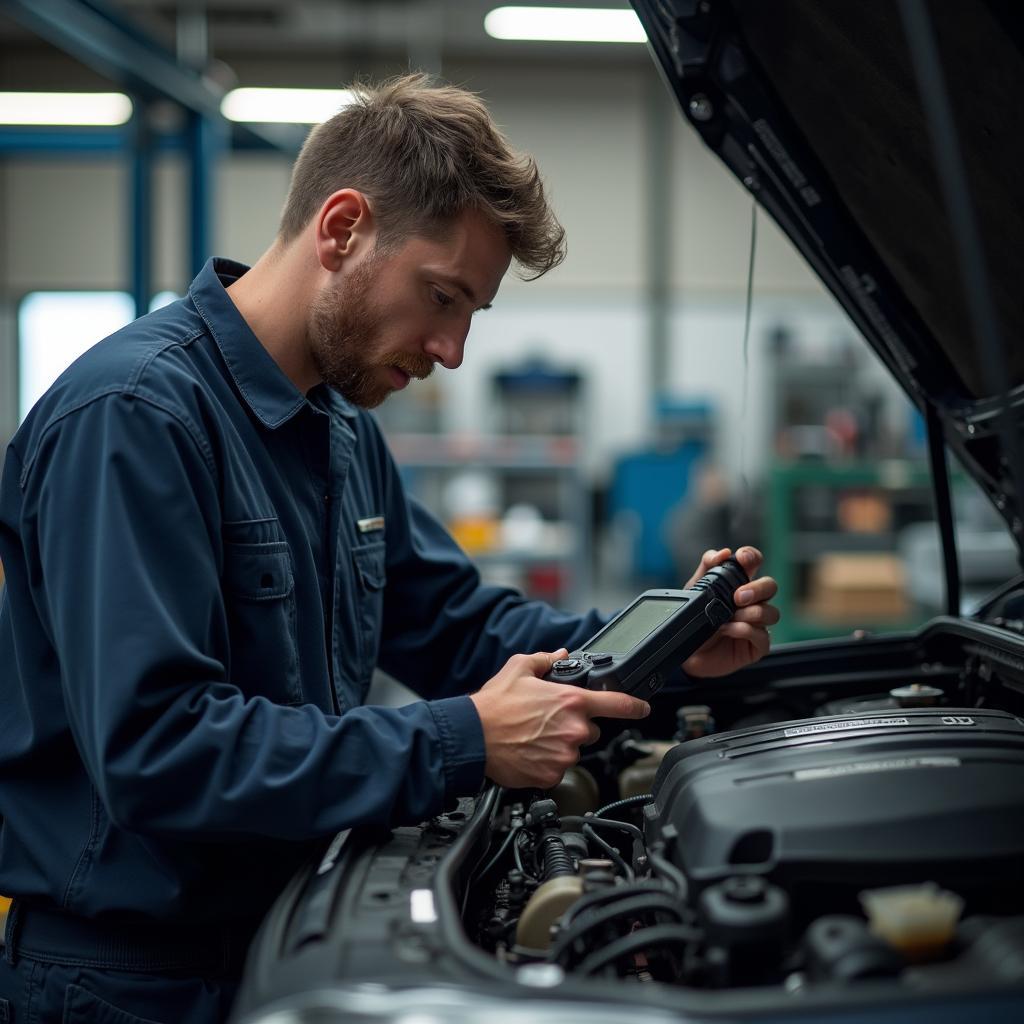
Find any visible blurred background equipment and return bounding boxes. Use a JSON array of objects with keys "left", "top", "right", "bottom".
[
  {"left": 606, "top": 397, "right": 713, "bottom": 588},
  {"left": 492, "top": 356, "right": 582, "bottom": 436},
  {"left": 384, "top": 355, "right": 589, "bottom": 604}
]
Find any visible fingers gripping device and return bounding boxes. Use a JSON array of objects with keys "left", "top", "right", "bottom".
[{"left": 543, "top": 557, "right": 749, "bottom": 701}]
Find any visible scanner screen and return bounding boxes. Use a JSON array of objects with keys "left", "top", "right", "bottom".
[{"left": 585, "top": 597, "right": 685, "bottom": 656}]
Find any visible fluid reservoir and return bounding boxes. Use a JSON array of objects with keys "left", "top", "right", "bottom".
[
  {"left": 515, "top": 876, "right": 584, "bottom": 950},
  {"left": 551, "top": 766, "right": 600, "bottom": 817},
  {"left": 860, "top": 883, "right": 963, "bottom": 962},
  {"left": 618, "top": 740, "right": 674, "bottom": 799},
  {"left": 619, "top": 706, "right": 715, "bottom": 798}
]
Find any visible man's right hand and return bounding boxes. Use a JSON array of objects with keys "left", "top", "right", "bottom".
[{"left": 468, "top": 649, "right": 651, "bottom": 790}]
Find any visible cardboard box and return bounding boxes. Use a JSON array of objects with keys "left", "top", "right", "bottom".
[{"left": 807, "top": 553, "right": 909, "bottom": 621}]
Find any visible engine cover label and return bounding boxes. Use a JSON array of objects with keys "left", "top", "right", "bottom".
[
  {"left": 794, "top": 757, "right": 961, "bottom": 781},
  {"left": 784, "top": 717, "right": 910, "bottom": 737}
]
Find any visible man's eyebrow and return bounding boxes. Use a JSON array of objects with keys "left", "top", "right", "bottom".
[{"left": 436, "top": 274, "right": 491, "bottom": 310}]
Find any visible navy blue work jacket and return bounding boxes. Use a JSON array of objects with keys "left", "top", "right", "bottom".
[{"left": 0, "top": 258, "right": 605, "bottom": 926}]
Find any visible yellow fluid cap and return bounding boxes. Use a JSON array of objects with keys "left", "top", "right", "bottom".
[{"left": 859, "top": 882, "right": 964, "bottom": 962}]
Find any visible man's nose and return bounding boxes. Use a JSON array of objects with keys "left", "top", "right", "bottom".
[{"left": 424, "top": 325, "right": 469, "bottom": 370}]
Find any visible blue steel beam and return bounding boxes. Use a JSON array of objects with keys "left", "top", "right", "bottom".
[
  {"left": 1, "top": 0, "right": 224, "bottom": 119},
  {"left": 0, "top": 127, "right": 132, "bottom": 154},
  {"left": 0, "top": 1, "right": 304, "bottom": 153},
  {"left": 130, "top": 99, "right": 154, "bottom": 319},
  {"left": 0, "top": 126, "right": 296, "bottom": 156},
  {"left": 188, "top": 110, "right": 223, "bottom": 278}
]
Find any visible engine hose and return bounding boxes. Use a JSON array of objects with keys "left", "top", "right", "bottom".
[
  {"left": 595, "top": 793, "right": 654, "bottom": 818},
  {"left": 549, "top": 892, "right": 687, "bottom": 963},
  {"left": 648, "top": 848, "right": 688, "bottom": 899},
  {"left": 471, "top": 826, "right": 522, "bottom": 884},
  {"left": 583, "top": 823, "right": 633, "bottom": 880},
  {"left": 539, "top": 831, "right": 574, "bottom": 880},
  {"left": 561, "top": 815, "right": 644, "bottom": 843},
  {"left": 563, "top": 881, "right": 679, "bottom": 928},
  {"left": 576, "top": 923, "right": 698, "bottom": 977}
]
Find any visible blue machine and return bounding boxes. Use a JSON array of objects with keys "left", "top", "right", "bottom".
[{"left": 608, "top": 398, "right": 713, "bottom": 585}]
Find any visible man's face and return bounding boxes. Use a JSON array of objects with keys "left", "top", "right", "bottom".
[{"left": 308, "top": 209, "right": 512, "bottom": 408}]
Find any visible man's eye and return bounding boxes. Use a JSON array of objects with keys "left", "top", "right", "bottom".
[{"left": 432, "top": 288, "right": 454, "bottom": 308}]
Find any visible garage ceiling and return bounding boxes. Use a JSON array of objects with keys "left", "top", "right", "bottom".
[{"left": 0, "top": 0, "right": 650, "bottom": 88}]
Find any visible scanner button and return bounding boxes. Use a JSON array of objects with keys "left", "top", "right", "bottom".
[
  {"left": 585, "top": 653, "right": 613, "bottom": 666},
  {"left": 553, "top": 658, "right": 583, "bottom": 673},
  {"left": 705, "top": 599, "right": 732, "bottom": 627}
]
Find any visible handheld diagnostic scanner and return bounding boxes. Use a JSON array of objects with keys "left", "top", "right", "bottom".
[{"left": 544, "top": 557, "right": 749, "bottom": 700}]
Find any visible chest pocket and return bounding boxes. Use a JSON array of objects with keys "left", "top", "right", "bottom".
[
  {"left": 350, "top": 541, "right": 386, "bottom": 695},
  {"left": 223, "top": 540, "right": 302, "bottom": 705}
]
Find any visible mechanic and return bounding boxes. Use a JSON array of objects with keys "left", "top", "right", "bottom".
[{"left": 0, "top": 74, "right": 778, "bottom": 1022}]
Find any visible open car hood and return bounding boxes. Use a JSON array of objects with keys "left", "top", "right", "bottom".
[{"left": 632, "top": 0, "right": 1024, "bottom": 559}]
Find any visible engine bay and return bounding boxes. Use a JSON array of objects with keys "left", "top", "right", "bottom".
[
  {"left": 458, "top": 623, "right": 1024, "bottom": 995},
  {"left": 234, "top": 617, "right": 1024, "bottom": 1022}
]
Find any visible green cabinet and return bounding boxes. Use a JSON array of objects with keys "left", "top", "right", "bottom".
[{"left": 767, "top": 461, "right": 936, "bottom": 643}]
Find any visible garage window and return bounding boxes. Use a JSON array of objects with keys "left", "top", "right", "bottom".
[{"left": 18, "top": 291, "right": 178, "bottom": 423}]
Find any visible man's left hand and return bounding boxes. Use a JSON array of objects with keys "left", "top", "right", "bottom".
[{"left": 682, "top": 545, "right": 779, "bottom": 678}]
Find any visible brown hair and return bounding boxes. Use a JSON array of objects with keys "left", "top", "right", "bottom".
[{"left": 277, "top": 73, "right": 565, "bottom": 279}]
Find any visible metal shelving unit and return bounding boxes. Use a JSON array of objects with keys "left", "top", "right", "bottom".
[{"left": 387, "top": 433, "right": 591, "bottom": 608}]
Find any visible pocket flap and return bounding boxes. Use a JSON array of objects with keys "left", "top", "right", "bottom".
[
  {"left": 224, "top": 543, "right": 294, "bottom": 600},
  {"left": 352, "top": 542, "right": 386, "bottom": 591}
]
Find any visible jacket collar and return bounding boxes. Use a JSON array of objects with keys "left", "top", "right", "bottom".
[{"left": 188, "top": 257, "right": 358, "bottom": 428}]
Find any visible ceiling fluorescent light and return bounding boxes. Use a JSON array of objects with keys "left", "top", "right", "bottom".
[
  {"left": 484, "top": 6, "right": 647, "bottom": 43},
  {"left": 221, "top": 88, "right": 355, "bottom": 125},
  {"left": 0, "top": 92, "right": 132, "bottom": 126}
]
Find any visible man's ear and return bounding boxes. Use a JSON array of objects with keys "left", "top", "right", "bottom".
[{"left": 315, "top": 189, "right": 374, "bottom": 271}]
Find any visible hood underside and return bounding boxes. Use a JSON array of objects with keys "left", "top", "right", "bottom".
[{"left": 633, "top": 0, "right": 1024, "bottom": 551}]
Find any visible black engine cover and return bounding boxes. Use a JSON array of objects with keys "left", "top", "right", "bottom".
[{"left": 646, "top": 708, "right": 1024, "bottom": 915}]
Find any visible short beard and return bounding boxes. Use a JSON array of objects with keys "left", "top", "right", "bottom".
[
  {"left": 308, "top": 255, "right": 389, "bottom": 408},
  {"left": 308, "top": 254, "right": 435, "bottom": 409}
]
